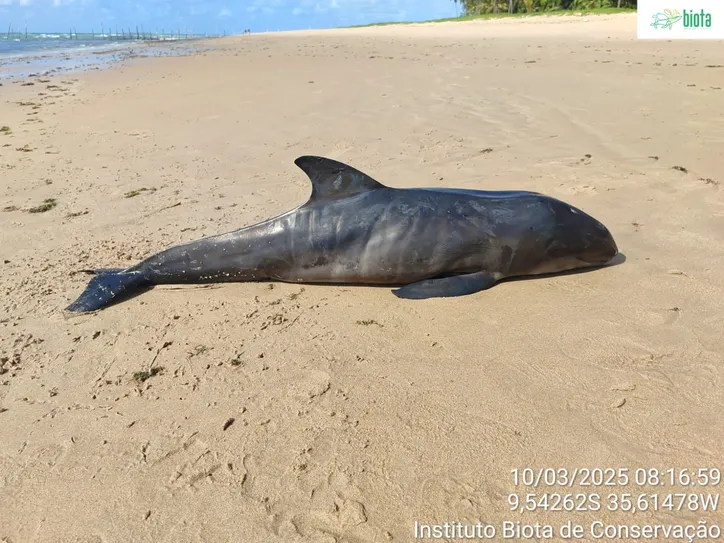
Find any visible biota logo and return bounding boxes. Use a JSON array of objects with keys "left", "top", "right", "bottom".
[
  {"left": 650, "top": 8, "right": 712, "bottom": 29},
  {"left": 650, "top": 8, "right": 682, "bottom": 28},
  {"left": 683, "top": 8, "right": 713, "bottom": 27}
]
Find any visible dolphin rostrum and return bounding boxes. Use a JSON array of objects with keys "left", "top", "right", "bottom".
[{"left": 65, "top": 156, "right": 619, "bottom": 312}]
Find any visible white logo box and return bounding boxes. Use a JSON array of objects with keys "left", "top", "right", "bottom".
[{"left": 638, "top": 0, "right": 724, "bottom": 39}]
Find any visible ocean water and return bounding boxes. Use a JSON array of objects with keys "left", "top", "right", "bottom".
[
  {"left": 1, "top": 33, "right": 161, "bottom": 58},
  {"left": 0, "top": 33, "right": 208, "bottom": 79}
]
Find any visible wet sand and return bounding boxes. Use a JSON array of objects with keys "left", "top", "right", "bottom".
[
  {"left": 0, "top": 38, "right": 213, "bottom": 81},
  {"left": 1, "top": 12, "right": 724, "bottom": 542}
]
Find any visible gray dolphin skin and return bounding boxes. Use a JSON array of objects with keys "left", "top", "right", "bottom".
[{"left": 65, "top": 155, "right": 619, "bottom": 312}]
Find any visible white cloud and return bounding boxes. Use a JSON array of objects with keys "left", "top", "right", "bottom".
[
  {"left": 0, "top": 0, "right": 455, "bottom": 31},
  {"left": 246, "top": 0, "right": 399, "bottom": 18},
  {"left": 244, "top": 0, "right": 285, "bottom": 16},
  {"left": 279, "top": 0, "right": 408, "bottom": 17}
]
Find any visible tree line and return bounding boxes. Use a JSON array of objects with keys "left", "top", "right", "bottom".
[{"left": 451, "top": 0, "right": 636, "bottom": 15}]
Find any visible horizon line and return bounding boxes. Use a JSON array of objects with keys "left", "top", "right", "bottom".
[{"left": 1, "top": 7, "right": 638, "bottom": 37}]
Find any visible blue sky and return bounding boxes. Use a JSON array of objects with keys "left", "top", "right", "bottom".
[{"left": 0, "top": 0, "right": 459, "bottom": 34}]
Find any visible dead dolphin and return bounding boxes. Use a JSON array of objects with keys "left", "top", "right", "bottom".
[{"left": 65, "top": 155, "right": 619, "bottom": 312}]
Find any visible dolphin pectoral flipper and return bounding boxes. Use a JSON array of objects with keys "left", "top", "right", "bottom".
[
  {"left": 65, "top": 270, "right": 150, "bottom": 313},
  {"left": 392, "top": 271, "right": 498, "bottom": 300}
]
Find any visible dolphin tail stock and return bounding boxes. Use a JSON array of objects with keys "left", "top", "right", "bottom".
[{"left": 65, "top": 269, "right": 150, "bottom": 313}]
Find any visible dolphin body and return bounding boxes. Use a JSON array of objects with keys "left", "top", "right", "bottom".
[{"left": 65, "top": 156, "right": 619, "bottom": 312}]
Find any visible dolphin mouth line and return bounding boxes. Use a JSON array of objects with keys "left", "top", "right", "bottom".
[{"left": 580, "top": 253, "right": 617, "bottom": 266}]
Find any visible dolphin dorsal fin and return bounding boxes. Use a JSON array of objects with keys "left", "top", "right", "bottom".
[{"left": 294, "top": 156, "right": 386, "bottom": 202}]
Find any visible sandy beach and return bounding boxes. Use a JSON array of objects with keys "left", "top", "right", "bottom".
[{"left": 2, "top": 11, "right": 724, "bottom": 542}]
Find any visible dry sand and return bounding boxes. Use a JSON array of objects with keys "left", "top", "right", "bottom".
[{"left": 2, "top": 12, "right": 724, "bottom": 542}]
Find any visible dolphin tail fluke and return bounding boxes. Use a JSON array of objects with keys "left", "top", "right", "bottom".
[{"left": 65, "top": 270, "right": 149, "bottom": 313}]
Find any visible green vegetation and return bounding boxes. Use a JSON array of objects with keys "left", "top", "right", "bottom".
[
  {"left": 451, "top": 0, "right": 635, "bottom": 16},
  {"left": 189, "top": 345, "right": 209, "bottom": 357},
  {"left": 356, "top": 319, "right": 384, "bottom": 327},
  {"left": 347, "top": 1, "right": 635, "bottom": 28},
  {"left": 124, "top": 187, "right": 156, "bottom": 198},
  {"left": 27, "top": 198, "right": 57, "bottom": 213},
  {"left": 133, "top": 366, "right": 164, "bottom": 383},
  {"left": 0, "top": 126, "right": 11, "bottom": 135}
]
